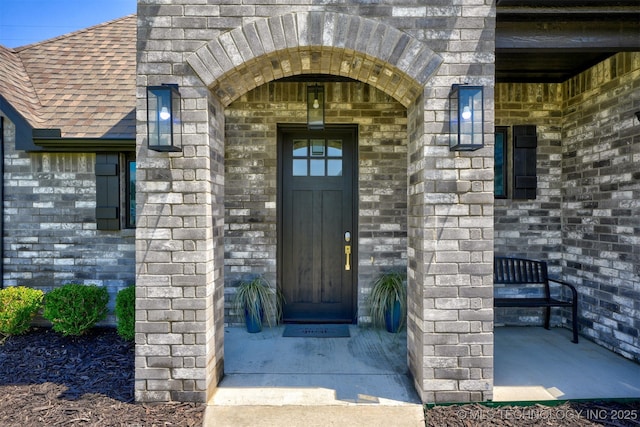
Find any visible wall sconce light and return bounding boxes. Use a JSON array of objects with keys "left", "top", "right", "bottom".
[
  {"left": 449, "top": 84, "right": 484, "bottom": 151},
  {"left": 147, "top": 84, "right": 182, "bottom": 152},
  {"left": 307, "top": 84, "right": 325, "bottom": 130}
]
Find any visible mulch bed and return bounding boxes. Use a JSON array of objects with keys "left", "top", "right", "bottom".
[
  {"left": 1, "top": 327, "right": 639, "bottom": 426},
  {"left": 0, "top": 327, "right": 204, "bottom": 426},
  {"left": 425, "top": 401, "right": 640, "bottom": 426}
]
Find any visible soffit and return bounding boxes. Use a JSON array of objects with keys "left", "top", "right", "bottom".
[{"left": 496, "top": 1, "right": 640, "bottom": 82}]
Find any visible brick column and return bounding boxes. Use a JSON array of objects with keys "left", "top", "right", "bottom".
[
  {"left": 135, "top": 87, "right": 225, "bottom": 402},
  {"left": 407, "top": 71, "right": 495, "bottom": 405}
]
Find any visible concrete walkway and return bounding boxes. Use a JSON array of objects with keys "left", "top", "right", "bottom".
[{"left": 204, "top": 325, "right": 640, "bottom": 426}]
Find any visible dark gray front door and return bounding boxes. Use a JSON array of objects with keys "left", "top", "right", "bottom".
[{"left": 280, "top": 126, "right": 356, "bottom": 323}]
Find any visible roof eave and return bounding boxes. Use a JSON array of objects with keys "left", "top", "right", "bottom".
[{"left": 32, "top": 135, "right": 135, "bottom": 152}]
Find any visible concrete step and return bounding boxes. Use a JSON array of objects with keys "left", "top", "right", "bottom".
[{"left": 204, "top": 404, "right": 426, "bottom": 427}]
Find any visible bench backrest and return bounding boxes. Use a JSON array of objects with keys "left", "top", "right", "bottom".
[{"left": 494, "top": 257, "right": 549, "bottom": 288}]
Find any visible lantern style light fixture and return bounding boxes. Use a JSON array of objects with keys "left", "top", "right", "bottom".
[
  {"left": 147, "top": 84, "right": 182, "bottom": 152},
  {"left": 449, "top": 84, "right": 484, "bottom": 151},
  {"left": 307, "top": 84, "right": 325, "bottom": 130}
]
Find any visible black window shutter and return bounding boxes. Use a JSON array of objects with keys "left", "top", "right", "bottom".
[
  {"left": 95, "top": 153, "right": 120, "bottom": 230},
  {"left": 512, "top": 125, "right": 537, "bottom": 199}
]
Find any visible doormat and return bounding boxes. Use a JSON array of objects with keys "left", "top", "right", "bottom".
[{"left": 283, "top": 324, "right": 350, "bottom": 338}]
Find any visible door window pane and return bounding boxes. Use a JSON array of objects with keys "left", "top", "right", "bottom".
[
  {"left": 293, "top": 159, "right": 307, "bottom": 176},
  {"left": 310, "top": 159, "right": 325, "bottom": 176},
  {"left": 327, "top": 139, "right": 342, "bottom": 157},
  {"left": 311, "top": 139, "right": 325, "bottom": 156},
  {"left": 293, "top": 139, "right": 308, "bottom": 157},
  {"left": 327, "top": 159, "right": 342, "bottom": 176}
]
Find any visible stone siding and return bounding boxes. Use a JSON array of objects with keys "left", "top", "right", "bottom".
[{"left": 0, "top": 113, "right": 136, "bottom": 323}]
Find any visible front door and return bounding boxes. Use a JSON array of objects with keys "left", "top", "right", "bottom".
[{"left": 280, "top": 126, "right": 356, "bottom": 323}]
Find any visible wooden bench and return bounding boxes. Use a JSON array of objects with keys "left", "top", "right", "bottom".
[{"left": 494, "top": 257, "right": 579, "bottom": 343}]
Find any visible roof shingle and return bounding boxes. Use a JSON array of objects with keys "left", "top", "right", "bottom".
[{"left": 1, "top": 15, "right": 136, "bottom": 139}]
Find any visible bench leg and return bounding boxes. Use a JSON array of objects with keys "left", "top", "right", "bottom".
[
  {"left": 571, "top": 302, "right": 579, "bottom": 344},
  {"left": 544, "top": 306, "right": 551, "bottom": 330}
]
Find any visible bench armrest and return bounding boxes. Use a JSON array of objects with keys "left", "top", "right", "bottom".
[{"left": 548, "top": 278, "right": 578, "bottom": 302}]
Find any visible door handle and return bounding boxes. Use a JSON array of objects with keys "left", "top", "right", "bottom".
[{"left": 345, "top": 245, "right": 351, "bottom": 271}]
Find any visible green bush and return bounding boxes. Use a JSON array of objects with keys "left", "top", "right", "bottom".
[
  {"left": 43, "top": 284, "right": 109, "bottom": 336},
  {"left": 0, "top": 286, "right": 44, "bottom": 337},
  {"left": 115, "top": 285, "right": 135, "bottom": 341}
]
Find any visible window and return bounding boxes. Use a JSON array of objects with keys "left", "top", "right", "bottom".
[
  {"left": 494, "top": 125, "right": 538, "bottom": 200},
  {"left": 292, "top": 138, "right": 343, "bottom": 177},
  {"left": 126, "top": 157, "right": 136, "bottom": 228},
  {"left": 494, "top": 127, "right": 508, "bottom": 198}
]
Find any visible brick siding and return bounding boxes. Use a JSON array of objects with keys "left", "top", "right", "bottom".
[{"left": 0, "top": 116, "right": 135, "bottom": 324}]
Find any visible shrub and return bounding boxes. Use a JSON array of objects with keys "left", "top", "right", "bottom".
[
  {"left": 115, "top": 285, "right": 135, "bottom": 341},
  {"left": 43, "top": 284, "right": 109, "bottom": 336},
  {"left": 0, "top": 286, "right": 44, "bottom": 337}
]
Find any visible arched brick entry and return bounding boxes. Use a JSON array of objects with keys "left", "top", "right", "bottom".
[
  {"left": 136, "top": 9, "right": 494, "bottom": 405},
  {"left": 186, "top": 12, "right": 442, "bottom": 107}
]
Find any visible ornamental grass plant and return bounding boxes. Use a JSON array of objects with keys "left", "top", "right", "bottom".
[
  {"left": 368, "top": 271, "right": 407, "bottom": 332},
  {"left": 232, "top": 276, "right": 282, "bottom": 331}
]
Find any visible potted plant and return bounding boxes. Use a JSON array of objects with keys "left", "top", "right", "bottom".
[
  {"left": 232, "top": 276, "right": 281, "bottom": 333},
  {"left": 368, "top": 271, "right": 407, "bottom": 333}
]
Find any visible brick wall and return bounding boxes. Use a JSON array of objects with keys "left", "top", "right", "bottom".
[
  {"left": 561, "top": 53, "right": 640, "bottom": 361},
  {"left": 0, "top": 113, "right": 136, "bottom": 323},
  {"left": 224, "top": 81, "right": 407, "bottom": 325}
]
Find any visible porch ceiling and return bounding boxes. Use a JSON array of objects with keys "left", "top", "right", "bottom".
[{"left": 496, "top": 1, "right": 640, "bottom": 82}]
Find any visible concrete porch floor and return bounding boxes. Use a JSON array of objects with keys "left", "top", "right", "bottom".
[
  {"left": 211, "top": 325, "right": 420, "bottom": 406},
  {"left": 494, "top": 326, "right": 640, "bottom": 401},
  {"left": 204, "top": 325, "right": 640, "bottom": 426}
]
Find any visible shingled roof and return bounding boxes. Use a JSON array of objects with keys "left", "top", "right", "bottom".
[{"left": 0, "top": 15, "right": 136, "bottom": 139}]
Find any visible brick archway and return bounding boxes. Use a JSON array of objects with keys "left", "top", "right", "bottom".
[
  {"left": 186, "top": 12, "right": 442, "bottom": 107},
  {"left": 136, "top": 7, "right": 495, "bottom": 405},
  {"left": 178, "top": 11, "right": 446, "bottom": 403}
]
